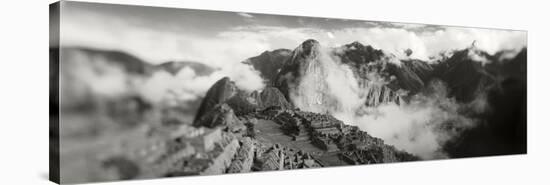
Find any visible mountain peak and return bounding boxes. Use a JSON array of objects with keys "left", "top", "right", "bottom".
[
  {"left": 301, "top": 39, "right": 320, "bottom": 47},
  {"left": 470, "top": 40, "right": 477, "bottom": 49},
  {"left": 251, "top": 87, "right": 292, "bottom": 110},
  {"left": 294, "top": 39, "right": 321, "bottom": 58},
  {"left": 348, "top": 41, "right": 365, "bottom": 48},
  {"left": 193, "top": 77, "right": 238, "bottom": 124}
]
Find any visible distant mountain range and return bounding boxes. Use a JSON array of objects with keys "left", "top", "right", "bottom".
[
  {"left": 58, "top": 38, "right": 526, "bottom": 161},
  {"left": 244, "top": 39, "right": 526, "bottom": 157},
  {"left": 54, "top": 39, "right": 526, "bottom": 182}
]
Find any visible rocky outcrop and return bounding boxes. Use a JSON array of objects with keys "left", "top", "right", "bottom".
[
  {"left": 442, "top": 47, "right": 527, "bottom": 157},
  {"left": 244, "top": 49, "right": 292, "bottom": 84},
  {"left": 432, "top": 46, "right": 497, "bottom": 102},
  {"left": 194, "top": 77, "right": 238, "bottom": 124},
  {"left": 337, "top": 41, "right": 385, "bottom": 66},
  {"left": 275, "top": 40, "right": 404, "bottom": 109},
  {"left": 362, "top": 84, "right": 402, "bottom": 107},
  {"left": 225, "top": 92, "right": 259, "bottom": 116},
  {"left": 194, "top": 104, "right": 241, "bottom": 128},
  {"left": 275, "top": 39, "right": 322, "bottom": 101},
  {"left": 337, "top": 41, "right": 432, "bottom": 99},
  {"left": 250, "top": 87, "right": 292, "bottom": 110}
]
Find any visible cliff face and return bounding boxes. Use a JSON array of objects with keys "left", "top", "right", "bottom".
[
  {"left": 56, "top": 38, "right": 526, "bottom": 183},
  {"left": 244, "top": 49, "right": 292, "bottom": 84},
  {"left": 274, "top": 39, "right": 405, "bottom": 111},
  {"left": 251, "top": 87, "right": 293, "bottom": 110},
  {"left": 362, "top": 85, "right": 402, "bottom": 107},
  {"left": 193, "top": 77, "right": 238, "bottom": 124},
  {"left": 431, "top": 47, "right": 496, "bottom": 102},
  {"left": 335, "top": 41, "right": 433, "bottom": 103},
  {"left": 441, "top": 48, "right": 527, "bottom": 157},
  {"left": 194, "top": 103, "right": 241, "bottom": 128},
  {"left": 275, "top": 39, "right": 324, "bottom": 102},
  {"left": 275, "top": 39, "right": 361, "bottom": 114}
]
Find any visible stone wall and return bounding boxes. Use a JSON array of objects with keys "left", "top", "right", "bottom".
[
  {"left": 227, "top": 137, "right": 256, "bottom": 173},
  {"left": 200, "top": 138, "right": 239, "bottom": 175}
]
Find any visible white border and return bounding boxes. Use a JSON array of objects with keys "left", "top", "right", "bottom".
[{"left": 0, "top": 0, "right": 547, "bottom": 184}]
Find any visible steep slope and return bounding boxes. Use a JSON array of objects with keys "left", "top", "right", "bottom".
[
  {"left": 193, "top": 76, "right": 419, "bottom": 167},
  {"left": 386, "top": 59, "right": 433, "bottom": 93},
  {"left": 443, "top": 48, "right": 527, "bottom": 157},
  {"left": 250, "top": 87, "right": 293, "bottom": 110},
  {"left": 193, "top": 77, "right": 238, "bottom": 124},
  {"left": 274, "top": 39, "right": 323, "bottom": 107},
  {"left": 335, "top": 41, "right": 432, "bottom": 95},
  {"left": 225, "top": 91, "right": 259, "bottom": 116},
  {"left": 274, "top": 40, "right": 426, "bottom": 110},
  {"left": 194, "top": 103, "right": 242, "bottom": 128},
  {"left": 275, "top": 39, "right": 358, "bottom": 113},
  {"left": 244, "top": 49, "right": 292, "bottom": 84},
  {"left": 337, "top": 41, "right": 385, "bottom": 65},
  {"left": 431, "top": 46, "right": 497, "bottom": 102}
]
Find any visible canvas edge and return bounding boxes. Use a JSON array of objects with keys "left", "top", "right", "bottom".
[{"left": 49, "top": 1, "right": 61, "bottom": 184}]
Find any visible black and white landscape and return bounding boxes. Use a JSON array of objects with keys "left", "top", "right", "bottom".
[{"left": 51, "top": 1, "right": 527, "bottom": 184}]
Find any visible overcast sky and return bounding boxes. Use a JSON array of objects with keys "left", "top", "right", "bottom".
[{"left": 60, "top": 1, "right": 527, "bottom": 67}]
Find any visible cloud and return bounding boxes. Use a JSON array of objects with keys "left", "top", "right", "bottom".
[
  {"left": 287, "top": 45, "right": 364, "bottom": 117},
  {"left": 282, "top": 41, "right": 481, "bottom": 159},
  {"left": 61, "top": 9, "right": 526, "bottom": 66},
  {"left": 61, "top": 48, "right": 264, "bottom": 108},
  {"left": 327, "top": 31, "right": 335, "bottom": 39},
  {"left": 237, "top": 12, "right": 254, "bottom": 18},
  {"left": 59, "top": 49, "right": 132, "bottom": 107},
  {"left": 351, "top": 81, "right": 478, "bottom": 159},
  {"left": 60, "top": 8, "right": 524, "bottom": 159},
  {"left": 420, "top": 27, "right": 527, "bottom": 60},
  {"left": 138, "top": 67, "right": 223, "bottom": 104},
  {"left": 321, "top": 27, "right": 526, "bottom": 61},
  {"left": 389, "top": 22, "right": 430, "bottom": 29},
  {"left": 61, "top": 10, "right": 266, "bottom": 100},
  {"left": 217, "top": 25, "right": 526, "bottom": 61},
  {"left": 138, "top": 63, "right": 264, "bottom": 104}
]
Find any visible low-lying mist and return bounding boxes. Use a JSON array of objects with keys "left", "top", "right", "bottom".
[
  {"left": 139, "top": 63, "right": 264, "bottom": 105},
  {"left": 287, "top": 46, "right": 483, "bottom": 159},
  {"left": 351, "top": 81, "right": 479, "bottom": 159},
  {"left": 61, "top": 48, "right": 264, "bottom": 103}
]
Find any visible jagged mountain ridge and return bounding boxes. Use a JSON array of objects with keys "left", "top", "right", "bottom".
[
  {"left": 251, "top": 87, "right": 293, "bottom": 110},
  {"left": 247, "top": 39, "right": 525, "bottom": 107},
  {"left": 244, "top": 39, "right": 526, "bottom": 158},
  {"left": 443, "top": 47, "right": 527, "bottom": 157},
  {"left": 248, "top": 40, "right": 437, "bottom": 108},
  {"left": 431, "top": 46, "right": 497, "bottom": 102},
  {"left": 274, "top": 39, "right": 341, "bottom": 111},
  {"left": 193, "top": 76, "right": 419, "bottom": 165},
  {"left": 61, "top": 47, "right": 217, "bottom": 77},
  {"left": 55, "top": 38, "right": 526, "bottom": 182},
  {"left": 243, "top": 49, "right": 292, "bottom": 84},
  {"left": 274, "top": 40, "right": 411, "bottom": 109},
  {"left": 193, "top": 77, "right": 238, "bottom": 124}
]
